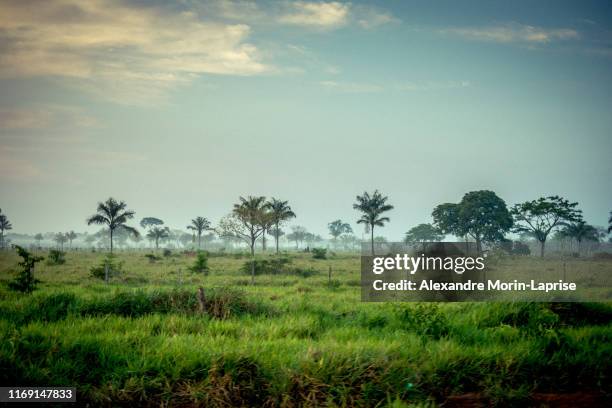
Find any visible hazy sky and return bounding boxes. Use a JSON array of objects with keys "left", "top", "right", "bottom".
[{"left": 1, "top": 0, "right": 611, "bottom": 239}]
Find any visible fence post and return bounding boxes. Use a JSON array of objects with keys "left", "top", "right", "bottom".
[{"left": 328, "top": 265, "right": 332, "bottom": 285}]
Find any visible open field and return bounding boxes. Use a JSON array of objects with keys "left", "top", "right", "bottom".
[{"left": 1, "top": 250, "right": 611, "bottom": 407}]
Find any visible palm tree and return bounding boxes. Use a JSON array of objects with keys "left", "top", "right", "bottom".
[
  {"left": 86, "top": 198, "right": 139, "bottom": 254},
  {"left": 187, "top": 217, "right": 211, "bottom": 249},
  {"left": 0, "top": 208, "right": 12, "bottom": 250},
  {"left": 266, "top": 198, "right": 296, "bottom": 254},
  {"left": 608, "top": 211, "right": 612, "bottom": 233},
  {"left": 353, "top": 190, "right": 394, "bottom": 255},
  {"left": 34, "top": 233, "right": 44, "bottom": 247},
  {"left": 66, "top": 231, "right": 77, "bottom": 249},
  {"left": 561, "top": 221, "right": 599, "bottom": 254},
  {"left": 54, "top": 233, "right": 68, "bottom": 251},
  {"left": 147, "top": 226, "right": 169, "bottom": 250}
]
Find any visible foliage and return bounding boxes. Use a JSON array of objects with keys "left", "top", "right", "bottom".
[
  {"left": 162, "top": 248, "right": 172, "bottom": 257},
  {"left": 0, "top": 208, "right": 13, "bottom": 249},
  {"left": 187, "top": 216, "right": 211, "bottom": 248},
  {"left": 47, "top": 249, "right": 66, "bottom": 265},
  {"left": 287, "top": 225, "right": 308, "bottom": 249},
  {"left": 86, "top": 198, "right": 140, "bottom": 253},
  {"left": 511, "top": 195, "right": 582, "bottom": 257},
  {"left": 353, "top": 190, "right": 393, "bottom": 254},
  {"left": 328, "top": 219, "right": 353, "bottom": 240},
  {"left": 140, "top": 217, "right": 164, "bottom": 229},
  {"left": 188, "top": 251, "right": 210, "bottom": 275},
  {"left": 404, "top": 223, "right": 443, "bottom": 244},
  {"left": 89, "top": 254, "right": 123, "bottom": 280},
  {"left": 266, "top": 198, "right": 296, "bottom": 253},
  {"left": 8, "top": 245, "right": 43, "bottom": 293},
  {"left": 311, "top": 247, "right": 327, "bottom": 259},
  {"left": 146, "top": 226, "right": 169, "bottom": 249}
]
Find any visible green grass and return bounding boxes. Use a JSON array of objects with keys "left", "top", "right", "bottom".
[{"left": 0, "top": 250, "right": 610, "bottom": 406}]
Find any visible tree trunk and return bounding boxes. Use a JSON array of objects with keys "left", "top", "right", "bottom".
[
  {"left": 540, "top": 240, "right": 545, "bottom": 257},
  {"left": 262, "top": 230, "right": 266, "bottom": 251},
  {"left": 476, "top": 237, "right": 482, "bottom": 255},
  {"left": 198, "top": 233, "right": 201, "bottom": 249},
  {"left": 370, "top": 224, "right": 375, "bottom": 256},
  {"left": 275, "top": 222, "right": 279, "bottom": 254},
  {"left": 110, "top": 229, "right": 114, "bottom": 254},
  {"left": 250, "top": 240, "right": 255, "bottom": 285}
]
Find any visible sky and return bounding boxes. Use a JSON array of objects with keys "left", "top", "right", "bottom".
[{"left": 0, "top": 0, "right": 611, "bottom": 240}]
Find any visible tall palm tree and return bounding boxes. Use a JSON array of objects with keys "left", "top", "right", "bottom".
[
  {"left": 0, "top": 208, "right": 12, "bottom": 250},
  {"left": 86, "top": 198, "right": 139, "bottom": 254},
  {"left": 608, "top": 211, "right": 612, "bottom": 233},
  {"left": 353, "top": 190, "right": 394, "bottom": 255},
  {"left": 66, "top": 231, "right": 77, "bottom": 249},
  {"left": 266, "top": 198, "right": 296, "bottom": 254},
  {"left": 187, "top": 217, "right": 211, "bottom": 249}
]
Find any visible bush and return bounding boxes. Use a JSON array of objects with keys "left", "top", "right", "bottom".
[
  {"left": 46, "top": 249, "right": 66, "bottom": 265},
  {"left": 512, "top": 241, "right": 531, "bottom": 255},
  {"left": 145, "top": 253, "right": 161, "bottom": 263},
  {"left": 240, "top": 256, "right": 292, "bottom": 276},
  {"left": 90, "top": 254, "right": 123, "bottom": 281},
  {"left": 8, "top": 246, "right": 43, "bottom": 293},
  {"left": 163, "top": 248, "right": 172, "bottom": 257},
  {"left": 311, "top": 248, "right": 327, "bottom": 259},
  {"left": 189, "top": 251, "right": 209, "bottom": 275}
]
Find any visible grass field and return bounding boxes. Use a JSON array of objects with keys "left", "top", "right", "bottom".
[{"left": 0, "top": 249, "right": 611, "bottom": 407}]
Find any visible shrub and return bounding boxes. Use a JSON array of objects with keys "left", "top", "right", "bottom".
[
  {"left": 8, "top": 245, "right": 43, "bottom": 293},
  {"left": 145, "top": 253, "right": 161, "bottom": 263},
  {"left": 189, "top": 251, "right": 209, "bottom": 275},
  {"left": 512, "top": 241, "right": 531, "bottom": 255},
  {"left": 240, "top": 256, "right": 292, "bottom": 276},
  {"left": 46, "top": 249, "right": 66, "bottom": 265},
  {"left": 312, "top": 248, "right": 327, "bottom": 259},
  {"left": 90, "top": 254, "right": 123, "bottom": 281},
  {"left": 163, "top": 248, "right": 172, "bottom": 257}
]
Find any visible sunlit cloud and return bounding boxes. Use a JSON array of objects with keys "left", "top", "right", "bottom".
[
  {"left": 279, "top": 1, "right": 350, "bottom": 28},
  {"left": 0, "top": 106, "right": 98, "bottom": 130},
  {"left": 0, "top": 0, "right": 270, "bottom": 105},
  {"left": 443, "top": 23, "right": 579, "bottom": 44}
]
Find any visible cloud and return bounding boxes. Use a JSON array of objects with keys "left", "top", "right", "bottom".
[
  {"left": 0, "top": 0, "right": 270, "bottom": 105},
  {"left": 0, "top": 146, "right": 44, "bottom": 181},
  {"left": 443, "top": 23, "right": 579, "bottom": 44},
  {"left": 354, "top": 6, "right": 399, "bottom": 29},
  {"left": 319, "top": 80, "right": 382, "bottom": 93},
  {"left": 396, "top": 80, "right": 471, "bottom": 91},
  {"left": 279, "top": 1, "right": 350, "bottom": 28},
  {"left": 0, "top": 106, "right": 98, "bottom": 130}
]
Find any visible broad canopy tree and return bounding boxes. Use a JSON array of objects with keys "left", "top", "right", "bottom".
[
  {"left": 560, "top": 221, "right": 599, "bottom": 254},
  {"left": 86, "top": 198, "right": 140, "bottom": 254},
  {"left": 510, "top": 195, "right": 582, "bottom": 257},
  {"left": 328, "top": 220, "right": 353, "bottom": 243},
  {"left": 147, "top": 226, "right": 170, "bottom": 250},
  {"left": 404, "top": 223, "right": 444, "bottom": 245},
  {"left": 433, "top": 190, "right": 513, "bottom": 253},
  {"left": 353, "top": 190, "right": 394, "bottom": 255}
]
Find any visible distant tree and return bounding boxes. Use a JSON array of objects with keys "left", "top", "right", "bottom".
[
  {"left": 258, "top": 210, "right": 275, "bottom": 252},
  {"left": 147, "top": 226, "right": 170, "bottom": 250},
  {"left": 339, "top": 234, "right": 359, "bottom": 250},
  {"left": 140, "top": 217, "right": 164, "bottom": 229},
  {"left": 34, "top": 233, "right": 44, "bottom": 247},
  {"left": 304, "top": 232, "right": 323, "bottom": 248},
  {"left": 511, "top": 196, "right": 582, "bottom": 257},
  {"left": 266, "top": 198, "right": 296, "bottom": 254},
  {"left": 84, "top": 234, "right": 97, "bottom": 248},
  {"left": 66, "top": 231, "right": 77, "bottom": 249},
  {"left": 353, "top": 190, "right": 394, "bottom": 255},
  {"left": 433, "top": 191, "right": 513, "bottom": 253},
  {"left": 86, "top": 198, "right": 140, "bottom": 254},
  {"left": 187, "top": 217, "right": 211, "bottom": 249},
  {"left": 0, "top": 208, "right": 13, "bottom": 249},
  {"left": 608, "top": 211, "right": 612, "bottom": 233},
  {"left": 230, "top": 196, "right": 268, "bottom": 283},
  {"left": 54, "top": 233, "right": 68, "bottom": 250},
  {"left": 404, "top": 223, "right": 444, "bottom": 245},
  {"left": 268, "top": 227, "right": 284, "bottom": 249},
  {"left": 561, "top": 221, "right": 599, "bottom": 254},
  {"left": 179, "top": 232, "right": 193, "bottom": 248},
  {"left": 328, "top": 220, "right": 353, "bottom": 244},
  {"left": 287, "top": 226, "right": 307, "bottom": 249}
]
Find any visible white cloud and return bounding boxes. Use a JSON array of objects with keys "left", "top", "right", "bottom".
[
  {"left": 443, "top": 23, "right": 579, "bottom": 44},
  {"left": 354, "top": 6, "right": 399, "bottom": 29},
  {"left": 396, "top": 80, "right": 471, "bottom": 91},
  {"left": 0, "top": 0, "right": 270, "bottom": 105},
  {"left": 279, "top": 1, "right": 350, "bottom": 28},
  {"left": 319, "top": 80, "right": 382, "bottom": 93}
]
